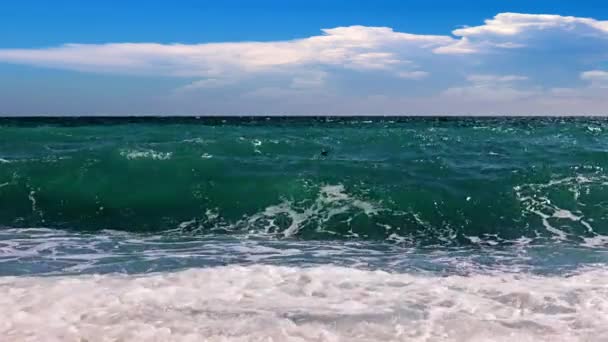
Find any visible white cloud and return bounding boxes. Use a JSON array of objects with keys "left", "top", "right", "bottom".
[
  {"left": 177, "top": 78, "right": 237, "bottom": 92},
  {"left": 437, "top": 12, "right": 608, "bottom": 54},
  {"left": 4, "top": 13, "right": 608, "bottom": 114},
  {"left": 0, "top": 26, "right": 451, "bottom": 79},
  {"left": 433, "top": 38, "right": 477, "bottom": 54},
  {"left": 397, "top": 71, "right": 429, "bottom": 80},
  {"left": 581, "top": 70, "right": 608, "bottom": 80},
  {"left": 345, "top": 52, "right": 402, "bottom": 70},
  {"left": 443, "top": 74, "right": 534, "bottom": 102},
  {"left": 443, "top": 85, "right": 537, "bottom": 102},
  {"left": 453, "top": 13, "right": 608, "bottom": 37},
  {"left": 581, "top": 70, "right": 608, "bottom": 88},
  {"left": 466, "top": 74, "right": 528, "bottom": 83},
  {"left": 290, "top": 71, "right": 328, "bottom": 89}
]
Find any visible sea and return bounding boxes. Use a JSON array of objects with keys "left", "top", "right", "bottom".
[{"left": 0, "top": 116, "right": 607, "bottom": 341}]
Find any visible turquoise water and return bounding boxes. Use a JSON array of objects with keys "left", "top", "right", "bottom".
[
  {"left": 1, "top": 117, "right": 608, "bottom": 273},
  {"left": 1, "top": 117, "right": 608, "bottom": 340}
]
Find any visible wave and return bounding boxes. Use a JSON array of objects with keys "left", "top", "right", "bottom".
[
  {"left": 1, "top": 117, "right": 608, "bottom": 245},
  {"left": 1, "top": 173, "right": 607, "bottom": 246}
]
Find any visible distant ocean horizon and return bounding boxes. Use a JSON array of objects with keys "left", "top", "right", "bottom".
[
  {"left": 1, "top": 116, "right": 607, "bottom": 341},
  {"left": 2, "top": 114, "right": 608, "bottom": 118}
]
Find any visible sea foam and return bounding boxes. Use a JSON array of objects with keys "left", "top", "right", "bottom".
[
  {"left": 1, "top": 265, "right": 607, "bottom": 341},
  {"left": 120, "top": 149, "right": 173, "bottom": 161}
]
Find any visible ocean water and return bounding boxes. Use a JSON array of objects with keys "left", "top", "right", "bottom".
[{"left": 0, "top": 117, "right": 607, "bottom": 341}]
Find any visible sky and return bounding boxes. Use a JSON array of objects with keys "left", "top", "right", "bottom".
[{"left": 2, "top": 0, "right": 608, "bottom": 115}]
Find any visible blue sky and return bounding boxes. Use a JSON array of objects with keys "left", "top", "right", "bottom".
[{"left": 2, "top": 0, "right": 608, "bottom": 115}]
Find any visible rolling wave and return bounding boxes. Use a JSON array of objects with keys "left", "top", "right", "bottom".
[{"left": 0, "top": 117, "right": 607, "bottom": 246}]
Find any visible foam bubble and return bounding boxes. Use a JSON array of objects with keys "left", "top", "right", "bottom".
[
  {"left": 1, "top": 265, "right": 607, "bottom": 341},
  {"left": 247, "top": 184, "right": 382, "bottom": 237},
  {"left": 120, "top": 149, "right": 173, "bottom": 160},
  {"left": 252, "top": 139, "right": 262, "bottom": 154},
  {"left": 582, "top": 235, "right": 608, "bottom": 248},
  {"left": 514, "top": 174, "right": 608, "bottom": 241}
]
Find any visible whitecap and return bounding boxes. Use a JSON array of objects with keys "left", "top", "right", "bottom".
[
  {"left": 247, "top": 184, "right": 382, "bottom": 237},
  {"left": 513, "top": 174, "right": 608, "bottom": 241},
  {"left": 120, "top": 149, "right": 173, "bottom": 160}
]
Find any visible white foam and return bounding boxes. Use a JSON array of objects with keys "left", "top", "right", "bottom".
[
  {"left": 181, "top": 138, "right": 212, "bottom": 145},
  {"left": 248, "top": 184, "right": 382, "bottom": 237},
  {"left": 1, "top": 265, "right": 607, "bottom": 341},
  {"left": 513, "top": 175, "right": 608, "bottom": 240},
  {"left": 205, "top": 208, "right": 220, "bottom": 221},
  {"left": 252, "top": 139, "right": 262, "bottom": 154},
  {"left": 28, "top": 189, "right": 44, "bottom": 221},
  {"left": 120, "top": 149, "right": 173, "bottom": 161},
  {"left": 582, "top": 235, "right": 608, "bottom": 248}
]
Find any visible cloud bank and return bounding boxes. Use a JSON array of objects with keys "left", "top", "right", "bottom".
[
  {"left": 2, "top": 13, "right": 608, "bottom": 115},
  {"left": 0, "top": 26, "right": 449, "bottom": 79}
]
